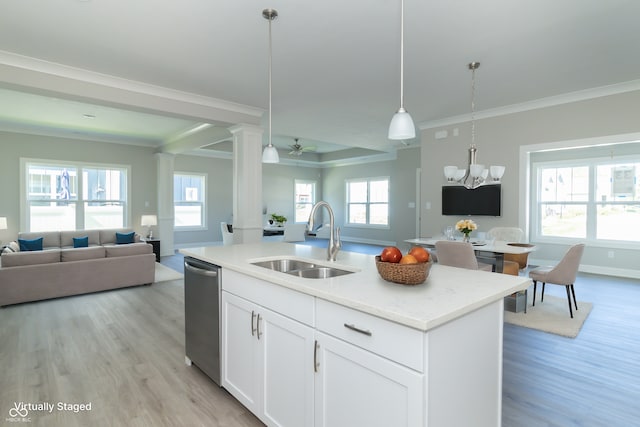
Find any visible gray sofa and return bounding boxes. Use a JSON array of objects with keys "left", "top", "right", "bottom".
[{"left": 0, "top": 228, "right": 156, "bottom": 307}]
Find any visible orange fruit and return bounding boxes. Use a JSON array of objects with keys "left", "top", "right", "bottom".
[
  {"left": 409, "top": 246, "right": 430, "bottom": 263},
  {"left": 399, "top": 254, "right": 418, "bottom": 264}
]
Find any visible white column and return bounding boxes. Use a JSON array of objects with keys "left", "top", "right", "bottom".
[
  {"left": 229, "top": 124, "right": 264, "bottom": 244},
  {"left": 156, "top": 152, "right": 175, "bottom": 256}
]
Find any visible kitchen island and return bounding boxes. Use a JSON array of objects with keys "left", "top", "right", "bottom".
[{"left": 181, "top": 242, "right": 530, "bottom": 427}]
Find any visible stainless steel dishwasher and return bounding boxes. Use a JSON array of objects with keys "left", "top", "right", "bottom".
[{"left": 184, "top": 256, "right": 221, "bottom": 386}]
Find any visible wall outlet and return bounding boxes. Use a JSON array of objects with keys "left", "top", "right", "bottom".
[
  {"left": 425, "top": 201, "right": 431, "bottom": 210},
  {"left": 608, "top": 250, "right": 614, "bottom": 258},
  {"left": 408, "top": 202, "right": 416, "bottom": 208}
]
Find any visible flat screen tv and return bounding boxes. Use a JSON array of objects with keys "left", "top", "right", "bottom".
[{"left": 442, "top": 184, "right": 501, "bottom": 216}]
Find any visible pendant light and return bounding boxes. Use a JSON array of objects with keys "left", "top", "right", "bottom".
[
  {"left": 262, "top": 8, "right": 280, "bottom": 163},
  {"left": 388, "top": 0, "right": 415, "bottom": 140}
]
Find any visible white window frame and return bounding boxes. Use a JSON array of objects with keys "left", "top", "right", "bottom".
[
  {"left": 294, "top": 179, "right": 316, "bottom": 223},
  {"left": 345, "top": 176, "right": 390, "bottom": 228},
  {"left": 20, "top": 158, "right": 131, "bottom": 232},
  {"left": 174, "top": 172, "right": 207, "bottom": 230},
  {"left": 531, "top": 154, "right": 640, "bottom": 247}
]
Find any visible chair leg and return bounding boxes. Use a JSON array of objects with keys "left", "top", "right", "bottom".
[
  {"left": 565, "top": 285, "right": 574, "bottom": 318},
  {"left": 532, "top": 280, "right": 537, "bottom": 306},
  {"left": 541, "top": 283, "right": 546, "bottom": 302},
  {"left": 570, "top": 284, "right": 578, "bottom": 311}
]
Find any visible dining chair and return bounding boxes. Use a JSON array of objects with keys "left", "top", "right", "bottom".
[
  {"left": 529, "top": 243, "right": 585, "bottom": 318},
  {"left": 220, "top": 222, "right": 233, "bottom": 246},
  {"left": 283, "top": 223, "right": 307, "bottom": 242},
  {"left": 434, "top": 241, "right": 493, "bottom": 271},
  {"left": 486, "top": 227, "right": 530, "bottom": 272}
]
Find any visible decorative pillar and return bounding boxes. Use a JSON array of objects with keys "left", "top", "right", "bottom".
[
  {"left": 229, "top": 124, "right": 264, "bottom": 244},
  {"left": 156, "top": 152, "right": 175, "bottom": 256}
]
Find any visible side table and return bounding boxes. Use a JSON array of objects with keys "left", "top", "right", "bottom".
[{"left": 144, "top": 239, "right": 161, "bottom": 262}]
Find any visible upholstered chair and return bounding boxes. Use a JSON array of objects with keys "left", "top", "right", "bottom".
[
  {"left": 434, "top": 241, "right": 493, "bottom": 271},
  {"left": 487, "top": 227, "right": 529, "bottom": 273},
  {"left": 220, "top": 222, "right": 233, "bottom": 246},
  {"left": 529, "top": 244, "right": 585, "bottom": 318}
]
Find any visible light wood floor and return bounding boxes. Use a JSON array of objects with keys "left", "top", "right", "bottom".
[{"left": 1, "top": 264, "right": 638, "bottom": 426}]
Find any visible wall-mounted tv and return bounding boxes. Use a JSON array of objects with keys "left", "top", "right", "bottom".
[{"left": 442, "top": 184, "right": 501, "bottom": 216}]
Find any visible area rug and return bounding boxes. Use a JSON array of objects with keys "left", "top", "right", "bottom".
[
  {"left": 504, "top": 294, "right": 593, "bottom": 338},
  {"left": 154, "top": 263, "right": 183, "bottom": 283}
]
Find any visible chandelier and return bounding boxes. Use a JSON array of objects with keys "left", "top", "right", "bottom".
[{"left": 443, "top": 62, "right": 505, "bottom": 189}]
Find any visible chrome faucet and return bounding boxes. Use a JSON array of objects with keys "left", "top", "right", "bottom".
[{"left": 308, "top": 201, "right": 342, "bottom": 262}]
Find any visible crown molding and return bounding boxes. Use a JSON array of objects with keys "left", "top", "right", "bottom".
[
  {"left": 0, "top": 50, "right": 264, "bottom": 119},
  {"left": 419, "top": 79, "right": 640, "bottom": 130}
]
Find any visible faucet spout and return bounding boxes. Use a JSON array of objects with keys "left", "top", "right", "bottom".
[{"left": 308, "top": 201, "right": 342, "bottom": 262}]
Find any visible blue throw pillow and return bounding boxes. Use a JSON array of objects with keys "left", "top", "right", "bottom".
[
  {"left": 116, "top": 231, "right": 135, "bottom": 244},
  {"left": 18, "top": 237, "right": 44, "bottom": 251},
  {"left": 73, "top": 236, "right": 89, "bottom": 248}
]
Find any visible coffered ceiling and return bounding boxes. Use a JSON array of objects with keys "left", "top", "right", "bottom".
[{"left": 0, "top": 0, "right": 639, "bottom": 161}]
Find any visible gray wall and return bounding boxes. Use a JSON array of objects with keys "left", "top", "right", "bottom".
[
  {"left": 0, "top": 131, "right": 157, "bottom": 241},
  {"left": 420, "top": 90, "right": 640, "bottom": 277},
  {"left": 321, "top": 146, "right": 421, "bottom": 246}
]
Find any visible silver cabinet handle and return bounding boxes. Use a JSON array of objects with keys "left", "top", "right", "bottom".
[
  {"left": 344, "top": 323, "right": 372, "bottom": 336},
  {"left": 251, "top": 310, "right": 257, "bottom": 336},
  {"left": 256, "top": 313, "right": 262, "bottom": 340},
  {"left": 313, "top": 340, "right": 319, "bottom": 373}
]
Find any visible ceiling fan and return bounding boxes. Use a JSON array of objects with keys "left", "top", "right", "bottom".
[{"left": 288, "top": 138, "right": 316, "bottom": 156}]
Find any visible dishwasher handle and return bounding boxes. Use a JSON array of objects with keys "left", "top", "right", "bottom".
[{"left": 184, "top": 261, "right": 218, "bottom": 277}]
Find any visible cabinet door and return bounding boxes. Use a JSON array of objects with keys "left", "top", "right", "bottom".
[
  {"left": 314, "top": 332, "right": 424, "bottom": 427},
  {"left": 221, "top": 291, "right": 261, "bottom": 414},
  {"left": 261, "top": 308, "right": 315, "bottom": 427}
]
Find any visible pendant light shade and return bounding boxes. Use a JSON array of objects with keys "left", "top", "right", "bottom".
[
  {"left": 262, "top": 8, "right": 279, "bottom": 163},
  {"left": 388, "top": 0, "right": 415, "bottom": 140}
]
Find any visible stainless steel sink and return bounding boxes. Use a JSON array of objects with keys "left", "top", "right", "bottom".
[
  {"left": 252, "top": 259, "right": 317, "bottom": 272},
  {"left": 251, "top": 258, "right": 355, "bottom": 279},
  {"left": 286, "top": 267, "right": 353, "bottom": 279}
]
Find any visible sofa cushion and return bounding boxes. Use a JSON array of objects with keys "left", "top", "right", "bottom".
[
  {"left": 18, "top": 237, "right": 44, "bottom": 251},
  {"left": 1, "top": 250, "right": 61, "bottom": 267},
  {"left": 61, "top": 230, "right": 100, "bottom": 248},
  {"left": 73, "top": 236, "right": 89, "bottom": 248},
  {"left": 105, "top": 242, "right": 152, "bottom": 258},
  {"left": 18, "top": 231, "right": 61, "bottom": 249},
  {"left": 100, "top": 228, "right": 138, "bottom": 245},
  {"left": 116, "top": 231, "right": 135, "bottom": 244},
  {"left": 61, "top": 246, "right": 106, "bottom": 262}
]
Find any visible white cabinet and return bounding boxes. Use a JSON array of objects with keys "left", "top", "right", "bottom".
[
  {"left": 314, "top": 331, "right": 424, "bottom": 427},
  {"left": 222, "top": 290, "right": 315, "bottom": 427}
]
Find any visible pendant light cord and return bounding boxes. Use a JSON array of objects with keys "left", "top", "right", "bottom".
[
  {"left": 268, "top": 15, "right": 273, "bottom": 147},
  {"left": 399, "top": 0, "right": 405, "bottom": 109}
]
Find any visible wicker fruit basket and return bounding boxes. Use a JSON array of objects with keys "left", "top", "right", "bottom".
[{"left": 375, "top": 256, "right": 432, "bottom": 285}]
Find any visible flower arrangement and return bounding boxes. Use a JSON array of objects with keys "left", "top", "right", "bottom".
[
  {"left": 455, "top": 219, "right": 477, "bottom": 241},
  {"left": 270, "top": 213, "right": 287, "bottom": 226}
]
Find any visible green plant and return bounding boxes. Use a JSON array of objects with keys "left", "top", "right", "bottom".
[{"left": 270, "top": 213, "right": 287, "bottom": 223}]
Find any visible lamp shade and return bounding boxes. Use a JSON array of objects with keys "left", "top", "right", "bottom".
[
  {"left": 444, "top": 166, "right": 458, "bottom": 180},
  {"left": 141, "top": 215, "right": 157, "bottom": 227},
  {"left": 0, "top": 217, "right": 7, "bottom": 230},
  {"left": 262, "top": 145, "right": 280, "bottom": 163},
  {"left": 490, "top": 165, "right": 505, "bottom": 181},
  {"left": 469, "top": 164, "right": 485, "bottom": 178},
  {"left": 388, "top": 109, "right": 416, "bottom": 140}
]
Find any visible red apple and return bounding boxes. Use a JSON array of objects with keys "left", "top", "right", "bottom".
[{"left": 380, "top": 246, "right": 402, "bottom": 263}]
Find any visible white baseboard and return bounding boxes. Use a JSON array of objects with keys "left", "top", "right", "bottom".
[{"left": 529, "top": 257, "right": 640, "bottom": 280}]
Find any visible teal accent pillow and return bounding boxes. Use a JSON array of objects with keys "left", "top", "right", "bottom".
[
  {"left": 18, "top": 237, "right": 44, "bottom": 251},
  {"left": 115, "top": 231, "right": 135, "bottom": 244},
  {"left": 73, "top": 236, "right": 89, "bottom": 248}
]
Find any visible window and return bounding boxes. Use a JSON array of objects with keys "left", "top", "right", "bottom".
[
  {"left": 294, "top": 180, "right": 316, "bottom": 223},
  {"left": 346, "top": 177, "right": 389, "bottom": 226},
  {"left": 174, "top": 173, "right": 206, "bottom": 229},
  {"left": 24, "top": 160, "right": 128, "bottom": 232},
  {"left": 532, "top": 158, "right": 640, "bottom": 243}
]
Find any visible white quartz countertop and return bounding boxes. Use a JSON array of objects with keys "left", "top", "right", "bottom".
[{"left": 180, "top": 242, "right": 531, "bottom": 331}]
